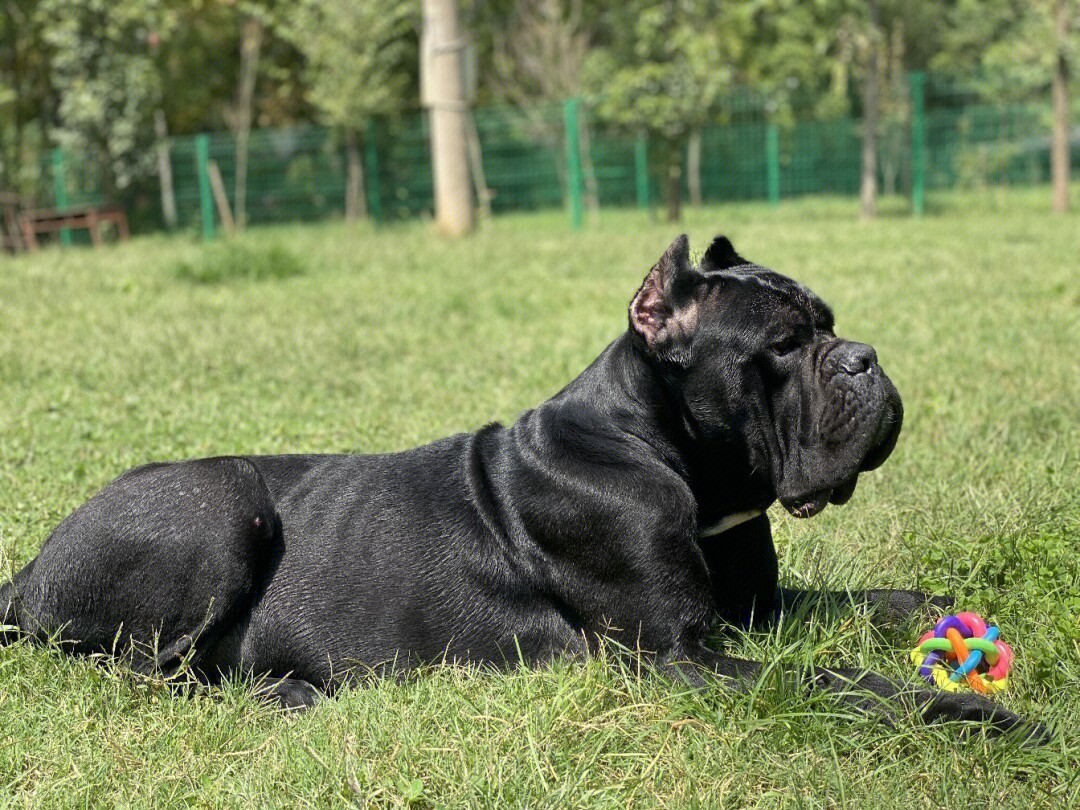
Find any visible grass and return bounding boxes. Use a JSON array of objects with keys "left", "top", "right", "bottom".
[
  {"left": 1, "top": 189, "right": 1078, "bottom": 807},
  {"left": 171, "top": 241, "right": 306, "bottom": 285}
]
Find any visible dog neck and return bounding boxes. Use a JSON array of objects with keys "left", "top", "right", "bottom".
[
  {"left": 698, "top": 509, "right": 764, "bottom": 538},
  {"left": 549, "top": 334, "right": 768, "bottom": 519}
]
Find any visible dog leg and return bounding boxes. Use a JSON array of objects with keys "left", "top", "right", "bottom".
[
  {"left": 810, "top": 666, "right": 1049, "bottom": 744},
  {"left": 658, "top": 647, "right": 763, "bottom": 690},
  {"left": 775, "top": 588, "right": 954, "bottom": 625},
  {"left": 701, "top": 514, "right": 952, "bottom": 628},
  {"left": 661, "top": 646, "right": 1048, "bottom": 743},
  {"left": 699, "top": 514, "right": 778, "bottom": 627},
  {"left": 4, "top": 457, "right": 278, "bottom": 676}
]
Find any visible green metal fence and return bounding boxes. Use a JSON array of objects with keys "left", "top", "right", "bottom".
[{"left": 33, "top": 70, "right": 1074, "bottom": 240}]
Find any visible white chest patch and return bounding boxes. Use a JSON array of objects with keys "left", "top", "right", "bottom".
[{"left": 698, "top": 510, "right": 764, "bottom": 539}]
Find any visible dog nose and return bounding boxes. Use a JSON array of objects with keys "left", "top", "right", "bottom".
[{"left": 837, "top": 342, "right": 877, "bottom": 375}]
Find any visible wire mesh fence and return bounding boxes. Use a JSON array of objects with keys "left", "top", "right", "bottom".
[{"left": 32, "top": 70, "right": 1074, "bottom": 240}]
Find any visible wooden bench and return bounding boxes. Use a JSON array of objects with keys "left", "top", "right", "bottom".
[{"left": 17, "top": 204, "right": 130, "bottom": 250}]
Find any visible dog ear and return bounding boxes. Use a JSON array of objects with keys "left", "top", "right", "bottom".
[
  {"left": 699, "top": 235, "right": 747, "bottom": 273},
  {"left": 629, "top": 234, "right": 700, "bottom": 362}
]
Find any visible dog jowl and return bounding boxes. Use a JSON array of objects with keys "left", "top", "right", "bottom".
[{"left": 0, "top": 234, "right": 1045, "bottom": 741}]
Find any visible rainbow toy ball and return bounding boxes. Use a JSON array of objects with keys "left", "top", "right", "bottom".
[{"left": 909, "top": 612, "right": 1013, "bottom": 694}]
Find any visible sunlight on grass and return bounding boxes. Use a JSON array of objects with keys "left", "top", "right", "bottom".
[{"left": 1, "top": 189, "right": 1077, "bottom": 807}]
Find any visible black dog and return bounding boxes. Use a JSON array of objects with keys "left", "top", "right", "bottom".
[{"left": 0, "top": 235, "right": 1043, "bottom": 739}]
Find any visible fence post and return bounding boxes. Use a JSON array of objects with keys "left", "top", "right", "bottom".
[
  {"left": 765, "top": 124, "right": 780, "bottom": 207},
  {"left": 563, "top": 98, "right": 584, "bottom": 230},
  {"left": 635, "top": 135, "right": 650, "bottom": 209},
  {"left": 51, "top": 148, "right": 72, "bottom": 246},
  {"left": 195, "top": 134, "right": 215, "bottom": 241},
  {"left": 365, "top": 118, "right": 383, "bottom": 226},
  {"left": 910, "top": 71, "right": 926, "bottom": 217}
]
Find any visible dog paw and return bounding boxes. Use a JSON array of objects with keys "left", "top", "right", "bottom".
[
  {"left": 925, "top": 593, "right": 956, "bottom": 612},
  {"left": 921, "top": 692, "right": 1051, "bottom": 746},
  {"left": 863, "top": 589, "right": 954, "bottom": 623},
  {"left": 254, "top": 676, "right": 321, "bottom": 711}
]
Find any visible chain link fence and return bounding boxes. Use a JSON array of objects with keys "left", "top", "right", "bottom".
[{"left": 35, "top": 71, "right": 1073, "bottom": 239}]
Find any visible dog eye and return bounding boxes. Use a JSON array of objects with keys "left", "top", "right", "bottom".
[{"left": 770, "top": 336, "right": 799, "bottom": 356}]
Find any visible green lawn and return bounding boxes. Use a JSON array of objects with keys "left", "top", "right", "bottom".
[{"left": 1, "top": 191, "right": 1078, "bottom": 807}]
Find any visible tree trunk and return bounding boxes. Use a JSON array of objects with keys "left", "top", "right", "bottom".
[
  {"left": 1052, "top": 0, "right": 1070, "bottom": 214},
  {"left": 344, "top": 127, "right": 367, "bottom": 222},
  {"left": 8, "top": 0, "right": 22, "bottom": 192},
  {"left": 154, "top": 110, "right": 178, "bottom": 229},
  {"left": 860, "top": 0, "right": 880, "bottom": 221},
  {"left": 233, "top": 16, "right": 263, "bottom": 230},
  {"left": 465, "top": 112, "right": 492, "bottom": 220},
  {"left": 688, "top": 129, "right": 703, "bottom": 207},
  {"left": 579, "top": 117, "right": 600, "bottom": 217},
  {"left": 423, "top": 0, "right": 475, "bottom": 236},
  {"left": 665, "top": 147, "right": 682, "bottom": 223},
  {"left": 208, "top": 160, "right": 236, "bottom": 235}
]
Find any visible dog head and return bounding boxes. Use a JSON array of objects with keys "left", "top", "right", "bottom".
[{"left": 629, "top": 234, "right": 903, "bottom": 518}]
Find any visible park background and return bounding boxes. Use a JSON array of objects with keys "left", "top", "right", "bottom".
[
  {"left": 0, "top": 0, "right": 1077, "bottom": 239},
  {"left": 1, "top": 1, "right": 1079, "bottom": 808}
]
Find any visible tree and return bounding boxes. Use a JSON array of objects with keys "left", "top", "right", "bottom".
[
  {"left": 719, "top": 0, "right": 955, "bottom": 218},
  {"left": 1053, "top": 0, "right": 1072, "bottom": 213},
  {"left": 938, "top": 0, "right": 1079, "bottom": 213},
  {"left": 153, "top": 0, "right": 308, "bottom": 137},
  {"left": 586, "top": 0, "right": 905, "bottom": 221},
  {"left": 278, "top": 0, "right": 416, "bottom": 221},
  {"left": 224, "top": 0, "right": 303, "bottom": 230},
  {"left": 40, "top": 0, "right": 174, "bottom": 196},
  {"left": 585, "top": 0, "right": 741, "bottom": 222},
  {"left": 489, "top": 0, "right": 593, "bottom": 109},
  {"left": 424, "top": 0, "right": 475, "bottom": 235},
  {"left": 859, "top": 0, "right": 881, "bottom": 220},
  {"left": 487, "top": 0, "right": 600, "bottom": 213},
  {"left": 227, "top": 13, "right": 263, "bottom": 229},
  {"left": 0, "top": 0, "right": 56, "bottom": 195}
]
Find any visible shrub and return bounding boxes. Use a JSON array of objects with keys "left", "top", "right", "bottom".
[{"left": 173, "top": 241, "right": 305, "bottom": 284}]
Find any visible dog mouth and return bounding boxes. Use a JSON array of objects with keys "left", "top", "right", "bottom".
[
  {"left": 773, "top": 357, "right": 902, "bottom": 521},
  {"left": 781, "top": 475, "right": 859, "bottom": 519},
  {"left": 783, "top": 488, "right": 832, "bottom": 519},
  {"left": 858, "top": 398, "right": 903, "bottom": 473}
]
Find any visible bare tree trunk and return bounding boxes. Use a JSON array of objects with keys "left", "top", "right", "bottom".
[
  {"left": 423, "top": 0, "right": 475, "bottom": 236},
  {"left": 579, "top": 116, "right": 600, "bottom": 217},
  {"left": 154, "top": 110, "right": 178, "bottom": 229},
  {"left": 208, "top": 160, "right": 236, "bottom": 235},
  {"left": 880, "top": 18, "right": 904, "bottom": 198},
  {"left": 233, "top": 16, "right": 263, "bottom": 230},
  {"left": 860, "top": 0, "right": 880, "bottom": 221},
  {"left": 1052, "top": 0, "right": 1070, "bottom": 214},
  {"left": 666, "top": 146, "right": 682, "bottom": 223},
  {"left": 465, "top": 113, "right": 492, "bottom": 220},
  {"left": 688, "top": 129, "right": 702, "bottom": 207},
  {"left": 344, "top": 127, "right": 367, "bottom": 222},
  {"left": 8, "top": 0, "right": 24, "bottom": 193}
]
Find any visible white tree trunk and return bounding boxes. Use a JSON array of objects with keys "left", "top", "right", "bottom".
[
  {"left": 1052, "top": 0, "right": 1070, "bottom": 214},
  {"left": 234, "top": 16, "right": 263, "bottom": 230},
  {"left": 345, "top": 127, "right": 367, "bottom": 222},
  {"left": 154, "top": 110, "right": 178, "bottom": 229},
  {"left": 465, "top": 113, "right": 492, "bottom": 220},
  {"left": 688, "top": 129, "right": 702, "bottom": 207},
  {"left": 423, "top": 0, "right": 475, "bottom": 236},
  {"left": 859, "top": 0, "right": 880, "bottom": 221},
  {"left": 579, "top": 116, "right": 600, "bottom": 216}
]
